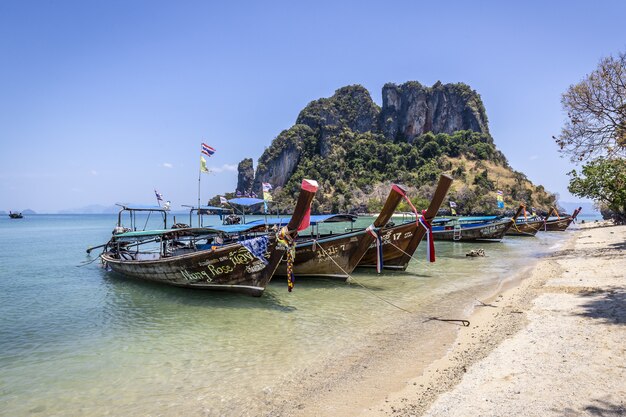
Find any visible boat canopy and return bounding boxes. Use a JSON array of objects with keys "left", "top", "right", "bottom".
[
  {"left": 186, "top": 205, "right": 231, "bottom": 212},
  {"left": 227, "top": 197, "right": 265, "bottom": 206},
  {"left": 246, "top": 214, "right": 357, "bottom": 227},
  {"left": 458, "top": 216, "right": 499, "bottom": 222},
  {"left": 111, "top": 224, "right": 265, "bottom": 240},
  {"left": 115, "top": 204, "right": 170, "bottom": 212}
]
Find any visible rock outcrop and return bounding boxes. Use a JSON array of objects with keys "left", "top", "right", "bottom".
[
  {"left": 252, "top": 124, "right": 316, "bottom": 193},
  {"left": 236, "top": 158, "right": 254, "bottom": 196},
  {"left": 380, "top": 81, "right": 489, "bottom": 142},
  {"left": 251, "top": 82, "right": 490, "bottom": 192}
]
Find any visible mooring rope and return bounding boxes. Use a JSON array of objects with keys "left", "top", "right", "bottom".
[
  {"left": 76, "top": 256, "right": 101, "bottom": 267},
  {"left": 385, "top": 239, "right": 496, "bottom": 308},
  {"left": 313, "top": 239, "right": 413, "bottom": 313},
  {"left": 313, "top": 240, "right": 474, "bottom": 325},
  {"left": 510, "top": 220, "right": 540, "bottom": 236}
]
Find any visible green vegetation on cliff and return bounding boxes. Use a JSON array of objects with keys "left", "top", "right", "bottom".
[{"left": 240, "top": 82, "right": 556, "bottom": 214}]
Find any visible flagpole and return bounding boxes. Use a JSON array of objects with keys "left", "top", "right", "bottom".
[{"left": 198, "top": 146, "right": 202, "bottom": 227}]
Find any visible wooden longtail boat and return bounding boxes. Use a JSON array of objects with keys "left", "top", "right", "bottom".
[
  {"left": 505, "top": 218, "right": 544, "bottom": 236},
  {"left": 542, "top": 206, "right": 581, "bottom": 231},
  {"left": 98, "top": 179, "right": 318, "bottom": 296},
  {"left": 272, "top": 184, "right": 408, "bottom": 280},
  {"left": 505, "top": 204, "right": 543, "bottom": 236},
  {"left": 358, "top": 174, "right": 453, "bottom": 271},
  {"left": 431, "top": 205, "right": 524, "bottom": 242},
  {"left": 9, "top": 211, "right": 23, "bottom": 219}
]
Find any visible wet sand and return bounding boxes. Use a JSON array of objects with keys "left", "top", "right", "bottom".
[{"left": 267, "top": 223, "right": 625, "bottom": 416}]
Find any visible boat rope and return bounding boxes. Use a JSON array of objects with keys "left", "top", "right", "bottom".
[
  {"left": 76, "top": 256, "right": 101, "bottom": 267},
  {"left": 277, "top": 227, "right": 296, "bottom": 292},
  {"left": 313, "top": 239, "right": 413, "bottom": 313},
  {"left": 510, "top": 221, "right": 538, "bottom": 236},
  {"left": 423, "top": 317, "right": 470, "bottom": 326},
  {"left": 385, "top": 239, "right": 495, "bottom": 308},
  {"left": 313, "top": 240, "right": 474, "bottom": 324}
]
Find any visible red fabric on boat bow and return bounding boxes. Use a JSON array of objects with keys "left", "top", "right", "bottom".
[{"left": 297, "top": 179, "right": 319, "bottom": 231}]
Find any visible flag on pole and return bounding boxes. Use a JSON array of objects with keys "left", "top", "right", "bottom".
[
  {"left": 219, "top": 196, "right": 228, "bottom": 205},
  {"left": 262, "top": 182, "right": 273, "bottom": 202},
  {"left": 200, "top": 156, "right": 209, "bottom": 173},
  {"left": 496, "top": 190, "right": 504, "bottom": 209},
  {"left": 155, "top": 190, "right": 163, "bottom": 201},
  {"left": 449, "top": 201, "right": 457, "bottom": 216},
  {"left": 201, "top": 143, "right": 215, "bottom": 157}
]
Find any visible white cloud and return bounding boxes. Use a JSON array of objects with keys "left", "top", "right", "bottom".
[
  {"left": 90, "top": 170, "right": 98, "bottom": 176},
  {"left": 529, "top": 155, "right": 539, "bottom": 160},
  {"left": 163, "top": 163, "right": 173, "bottom": 168},
  {"left": 210, "top": 164, "right": 238, "bottom": 173}
]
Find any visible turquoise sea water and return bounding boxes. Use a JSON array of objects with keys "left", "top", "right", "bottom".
[{"left": 0, "top": 214, "right": 586, "bottom": 416}]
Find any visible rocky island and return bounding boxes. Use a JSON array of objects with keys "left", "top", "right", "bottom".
[{"left": 213, "top": 81, "right": 555, "bottom": 214}]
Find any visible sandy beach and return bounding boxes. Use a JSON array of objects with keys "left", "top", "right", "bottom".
[{"left": 269, "top": 223, "right": 625, "bottom": 417}]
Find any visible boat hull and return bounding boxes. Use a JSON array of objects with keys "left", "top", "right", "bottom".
[
  {"left": 358, "top": 222, "right": 419, "bottom": 270},
  {"left": 543, "top": 217, "right": 574, "bottom": 231},
  {"left": 505, "top": 219, "right": 544, "bottom": 236},
  {"left": 101, "top": 240, "right": 283, "bottom": 296},
  {"left": 433, "top": 219, "right": 512, "bottom": 241},
  {"left": 274, "top": 231, "right": 364, "bottom": 280}
]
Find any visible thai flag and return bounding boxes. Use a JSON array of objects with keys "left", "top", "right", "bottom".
[
  {"left": 262, "top": 182, "right": 272, "bottom": 192},
  {"left": 201, "top": 143, "right": 215, "bottom": 157},
  {"left": 154, "top": 190, "right": 163, "bottom": 201}
]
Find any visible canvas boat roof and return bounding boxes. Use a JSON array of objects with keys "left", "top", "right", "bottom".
[
  {"left": 245, "top": 214, "right": 357, "bottom": 227},
  {"left": 111, "top": 224, "right": 263, "bottom": 240},
  {"left": 227, "top": 197, "right": 265, "bottom": 206},
  {"left": 185, "top": 205, "right": 231, "bottom": 212}
]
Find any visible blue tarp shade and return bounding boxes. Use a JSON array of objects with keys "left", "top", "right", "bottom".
[
  {"left": 207, "top": 224, "right": 263, "bottom": 233},
  {"left": 227, "top": 198, "right": 265, "bottom": 206},
  {"left": 192, "top": 205, "right": 230, "bottom": 211},
  {"left": 112, "top": 224, "right": 262, "bottom": 239},
  {"left": 246, "top": 214, "right": 357, "bottom": 227},
  {"left": 458, "top": 216, "right": 499, "bottom": 222}
]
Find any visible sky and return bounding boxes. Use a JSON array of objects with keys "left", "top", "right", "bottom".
[{"left": 1, "top": 1, "right": 625, "bottom": 213}]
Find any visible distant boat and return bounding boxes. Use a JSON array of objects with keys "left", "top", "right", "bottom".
[
  {"left": 506, "top": 218, "right": 544, "bottom": 236},
  {"left": 505, "top": 204, "right": 543, "bottom": 236},
  {"left": 430, "top": 205, "right": 524, "bottom": 242},
  {"left": 542, "top": 206, "right": 582, "bottom": 231},
  {"left": 9, "top": 211, "right": 23, "bottom": 219}
]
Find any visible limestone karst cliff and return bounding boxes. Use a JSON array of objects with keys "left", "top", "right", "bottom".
[{"left": 231, "top": 81, "right": 554, "bottom": 213}]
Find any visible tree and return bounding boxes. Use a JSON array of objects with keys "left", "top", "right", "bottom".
[
  {"left": 568, "top": 158, "right": 626, "bottom": 223},
  {"left": 554, "top": 51, "right": 626, "bottom": 162}
]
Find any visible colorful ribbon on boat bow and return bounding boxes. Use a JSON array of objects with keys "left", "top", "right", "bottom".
[
  {"left": 418, "top": 210, "right": 435, "bottom": 263},
  {"left": 395, "top": 189, "right": 435, "bottom": 263},
  {"left": 277, "top": 226, "right": 296, "bottom": 292},
  {"left": 366, "top": 225, "right": 383, "bottom": 273}
]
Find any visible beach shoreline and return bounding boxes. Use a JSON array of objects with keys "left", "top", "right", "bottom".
[{"left": 267, "top": 222, "right": 625, "bottom": 416}]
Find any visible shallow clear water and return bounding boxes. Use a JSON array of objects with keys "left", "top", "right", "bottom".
[{"left": 0, "top": 214, "right": 572, "bottom": 416}]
